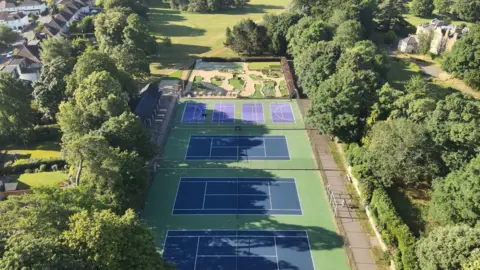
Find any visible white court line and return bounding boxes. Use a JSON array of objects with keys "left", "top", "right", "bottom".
[
  {"left": 196, "top": 255, "right": 277, "bottom": 258},
  {"left": 202, "top": 182, "right": 208, "bottom": 209},
  {"left": 194, "top": 237, "right": 200, "bottom": 270},
  {"left": 273, "top": 237, "right": 280, "bottom": 270},
  {"left": 305, "top": 233, "right": 316, "bottom": 270},
  {"left": 208, "top": 138, "right": 213, "bottom": 157},
  {"left": 170, "top": 180, "right": 183, "bottom": 215},
  {"left": 267, "top": 182, "right": 273, "bottom": 210}
]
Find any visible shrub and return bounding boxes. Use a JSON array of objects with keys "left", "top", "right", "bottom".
[
  {"left": 24, "top": 169, "right": 32, "bottom": 173},
  {"left": 39, "top": 164, "right": 47, "bottom": 172},
  {"left": 1, "top": 157, "right": 66, "bottom": 175},
  {"left": 370, "top": 188, "right": 419, "bottom": 270}
]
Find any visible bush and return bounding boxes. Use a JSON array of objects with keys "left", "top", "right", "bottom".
[
  {"left": 39, "top": 164, "right": 47, "bottom": 172},
  {"left": 1, "top": 157, "right": 66, "bottom": 174},
  {"left": 24, "top": 169, "right": 32, "bottom": 173},
  {"left": 26, "top": 124, "right": 61, "bottom": 144},
  {"left": 370, "top": 188, "right": 419, "bottom": 270}
]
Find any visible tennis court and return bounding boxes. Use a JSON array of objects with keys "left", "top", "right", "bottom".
[
  {"left": 185, "top": 135, "right": 290, "bottom": 161},
  {"left": 172, "top": 177, "right": 302, "bottom": 215},
  {"left": 212, "top": 103, "right": 235, "bottom": 123},
  {"left": 271, "top": 103, "right": 295, "bottom": 123},
  {"left": 182, "top": 103, "right": 207, "bottom": 123},
  {"left": 242, "top": 103, "right": 265, "bottom": 124},
  {"left": 162, "top": 230, "right": 315, "bottom": 270}
]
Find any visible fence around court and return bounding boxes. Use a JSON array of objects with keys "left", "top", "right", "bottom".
[{"left": 296, "top": 98, "right": 357, "bottom": 270}]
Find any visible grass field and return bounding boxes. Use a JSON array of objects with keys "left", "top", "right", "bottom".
[
  {"left": 248, "top": 62, "right": 282, "bottom": 70},
  {"left": 12, "top": 171, "right": 67, "bottom": 189},
  {"left": 148, "top": 0, "right": 290, "bottom": 74},
  {"left": 228, "top": 76, "right": 244, "bottom": 90},
  {"left": 2, "top": 141, "right": 62, "bottom": 160},
  {"left": 279, "top": 80, "right": 288, "bottom": 96},
  {"left": 142, "top": 99, "right": 349, "bottom": 269}
]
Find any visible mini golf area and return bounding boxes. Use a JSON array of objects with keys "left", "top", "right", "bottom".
[{"left": 142, "top": 99, "right": 349, "bottom": 270}]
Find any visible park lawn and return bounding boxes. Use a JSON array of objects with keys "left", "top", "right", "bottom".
[
  {"left": 279, "top": 80, "right": 288, "bottom": 96},
  {"left": 248, "top": 62, "right": 282, "bottom": 70},
  {"left": 228, "top": 77, "right": 244, "bottom": 90},
  {"left": 12, "top": 171, "right": 67, "bottom": 190},
  {"left": 252, "top": 84, "right": 264, "bottom": 98},
  {"left": 148, "top": 0, "right": 290, "bottom": 74},
  {"left": 3, "top": 141, "right": 62, "bottom": 160},
  {"left": 403, "top": 13, "right": 472, "bottom": 33}
]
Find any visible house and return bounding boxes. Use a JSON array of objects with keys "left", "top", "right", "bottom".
[
  {"left": 0, "top": 11, "right": 29, "bottom": 30},
  {"left": 397, "top": 35, "right": 419, "bottom": 53},
  {"left": 0, "top": 0, "right": 47, "bottom": 14},
  {"left": 1, "top": 40, "right": 41, "bottom": 82},
  {"left": 398, "top": 19, "right": 469, "bottom": 55},
  {"left": 39, "top": 0, "right": 91, "bottom": 37},
  {"left": 135, "top": 83, "right": 164, "bottom": 127}
]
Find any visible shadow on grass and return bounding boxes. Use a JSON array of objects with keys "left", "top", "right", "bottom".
[
  {"left": 143, "top": 100, "right": 348, "bottom": 269},
  {"left": 149, "top": 43, "right": 210, "bottom": 69}
]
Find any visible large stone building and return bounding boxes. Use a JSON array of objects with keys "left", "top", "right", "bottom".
[{"left": 398, "top": 19, "right": 469, "bottom": 55}]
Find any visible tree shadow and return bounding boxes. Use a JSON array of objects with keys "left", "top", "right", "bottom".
[
  {"left": 149, "top": 43, "right": 210, "bottom": 69},
  {"left": 142, "top": 100, "right": 348, "bottom": 269},
  {"left": 215, "top": 4, "right": 285, "bottom": 15}
]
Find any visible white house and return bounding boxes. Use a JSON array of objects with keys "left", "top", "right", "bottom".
[
  {"left": 0, "top": 11, "right": 29, "bottom": 30},
  {"left": 397, "top": 35, "right": 419, "bottom": 53},
  {"left": 0, "top": 0, "right": 47, "bottom": 14}
]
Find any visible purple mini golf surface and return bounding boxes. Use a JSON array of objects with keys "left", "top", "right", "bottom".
[
  {"left": 270, "top": 103, "right": 295, "bottom": 123},
  {"left": 181, "top": 103, "right": 207, "bottom": 123},
  {"left": 242, "top": 104, "right": 264, "bottom": 124},
  {"left": 213, "top": 104, "right": 235, "bottom": 123}
]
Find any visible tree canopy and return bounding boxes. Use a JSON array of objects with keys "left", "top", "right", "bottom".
[
  {"left": 416, "top": 225, "right": 480, "bottom": 270},
  {"left": 287, "top": 17, "right": 333, "bottom": 57},
  {"left": 429, "top": 155, "right": 480, "bottom": 225},
  {"left": 225, "top": 19, "right": 269, "bottom": 55},
  {"left": 410, "top": 0, "right": 434, "bottom": 17}
]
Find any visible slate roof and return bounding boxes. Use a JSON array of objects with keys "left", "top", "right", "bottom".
[{"left": 134, "top": 83, "right": 163, "bottom": 121}]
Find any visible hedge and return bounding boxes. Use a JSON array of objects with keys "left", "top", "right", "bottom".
[
  {"left": 370, "top": 188, "right": 419, "bottom": 270},
  {"left": 1, "top": 157, "right": 66, "bottom": 174}
]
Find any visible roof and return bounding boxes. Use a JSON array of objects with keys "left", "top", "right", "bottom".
[
  {"left": 8, "top": 57, "right": 25, "bottom": 66},
  {"left": 1, "top": 12, "right": 26, "bottom": 21},
  {"left": 399, "top": 35, "right": 418, "bottom": 44},
  {"left": 134, "top": 83, "right": 163, "bottom": 121},
  {"left": 0, "top": 1, "right": 15, "bottom": 9},
  {"left": 18, "top": 0, "right": 43, "bottom": 7}
]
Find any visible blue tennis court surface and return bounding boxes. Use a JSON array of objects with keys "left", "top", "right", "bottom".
[
  {"left": 186, "top": 135, "right": 290, "bottom": 161},
  {"left": 182, "top": 103, "right": 207, "bottom": 123},
  {"left": 163, "top": 230, "right": 315, "bottom": 270},
  {"left": 242, "top": 103, "right": 265, "bottom": 124},
  {"left": 213, "top": 103, "right": 235, "bottom": 124},
  {"left": 173, "top": 178, "right": 302, "bottom": 215},
  {"left": 270, "top": 103, "right": 295, "bottom": 123}
]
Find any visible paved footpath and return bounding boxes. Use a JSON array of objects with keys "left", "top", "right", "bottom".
[{"left": 312, "top": 134, "right": 377, "bottom": 270}]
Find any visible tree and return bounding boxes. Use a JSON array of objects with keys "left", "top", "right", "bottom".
[
  {"left": 286, "top": 17, "right": 333, "bottom": 57},
  {"left": 39, "top": 36, "right": 74, "bottom": 65},
  {"left": 263, "top": 11, "right": 303, "bottom": 55},
  {"left": 294, "top": 41, "right": 342, "bottom": 93},
  {"left": 0, "top": 24, "right": 19, "bottom": 45},
  {"left": 73, "top": 71, "right": 128, "bottom": 124},
  {"left": 391, "top": 75, "right": 437, "bottom": 123},
  {"left": 416, "top": 225, "right": 480, "bottom": 270},
  {"left": 453, "top": 0, "right": 480, "bottom": 22},
  {"left": 78, "top": 16, "right": 94, "bottom": 33},
  {"left": 66, "top": 50, "right": 135, "bottom": 98},
  {"left": 110, "top": 44, "right": 149, "bottom": 79},
  {"left": 333, "top": 20, "right": 363, "bottom": 48},
  {"left": 33, "top": 58, "right": 73, "bottom": 120},
  {"left": 368, "top": 82, "right": 405, "bottom": 123},
  {"left": 57, "top": 101, "right": 91, "bottom": 143},
  {"left": 62, "top": 209, "right": 172, "bottom": 269},
  {"left": 307, "top": 69, "right": 379, "bottom": 142},
  {"left": 410, "top": 0, "right": 434, "bottom": 17},
  {"left": 97, "top": 0, "right": 148, "bottom": 17},
  {"left": 443, "top": 24, "right": 480, "bottom": 89},
  {"left": 376, "top": 0, "right": 408, "bottom": 31},
  {"left": 98, "top": 112, "right": 155, "bottom": 159},
  {"left": 0, "top": 73, "right": 33, "bottom": 141},
  {"left": 429, "top": 155, "right": 480, "bottom": 225},
  {"left": 426, "top": 93, "right": 480, "bottom": 170},
  {"left": 224, "top": 19, "right": 269, "bottom": 55},
  {"left": 417, "top": 29, "right": 434, "bottom": 56},
  {"left": 365, "top": 119, "right": 439, "bottom": 187},
  {"left": 434, "top": 0, "right": 452, "bottom": 15},
  {"left": 94, "top": 7, "right": 129, "bottom": 51},
  {"left": 123, "top": 13, "right": 157, "bottom": 55},
  {"left": 336, "top": 40, "right": 389, "bottom": 79}
]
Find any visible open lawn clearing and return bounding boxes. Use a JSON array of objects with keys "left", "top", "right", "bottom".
[
  {"left": 228, "top": 76, "right": 244, "bottom": 90},
  {"left": 148, "top": 0, "right": 290, "bottom": 74},
  {"left": 2, "top": 141, "right": 61, "bottom": 160},
  {"left": 279, "top": 80, "right": 288, "bottom": 96},
  {"left": 12, "top": 171, "right": 67, "bottom": 189},
  {"left": 252, "top": 84, "right": 263, "bottom": 98},
  {"left": 248, "top": 61, "right": 281, "bottom": 70}
]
